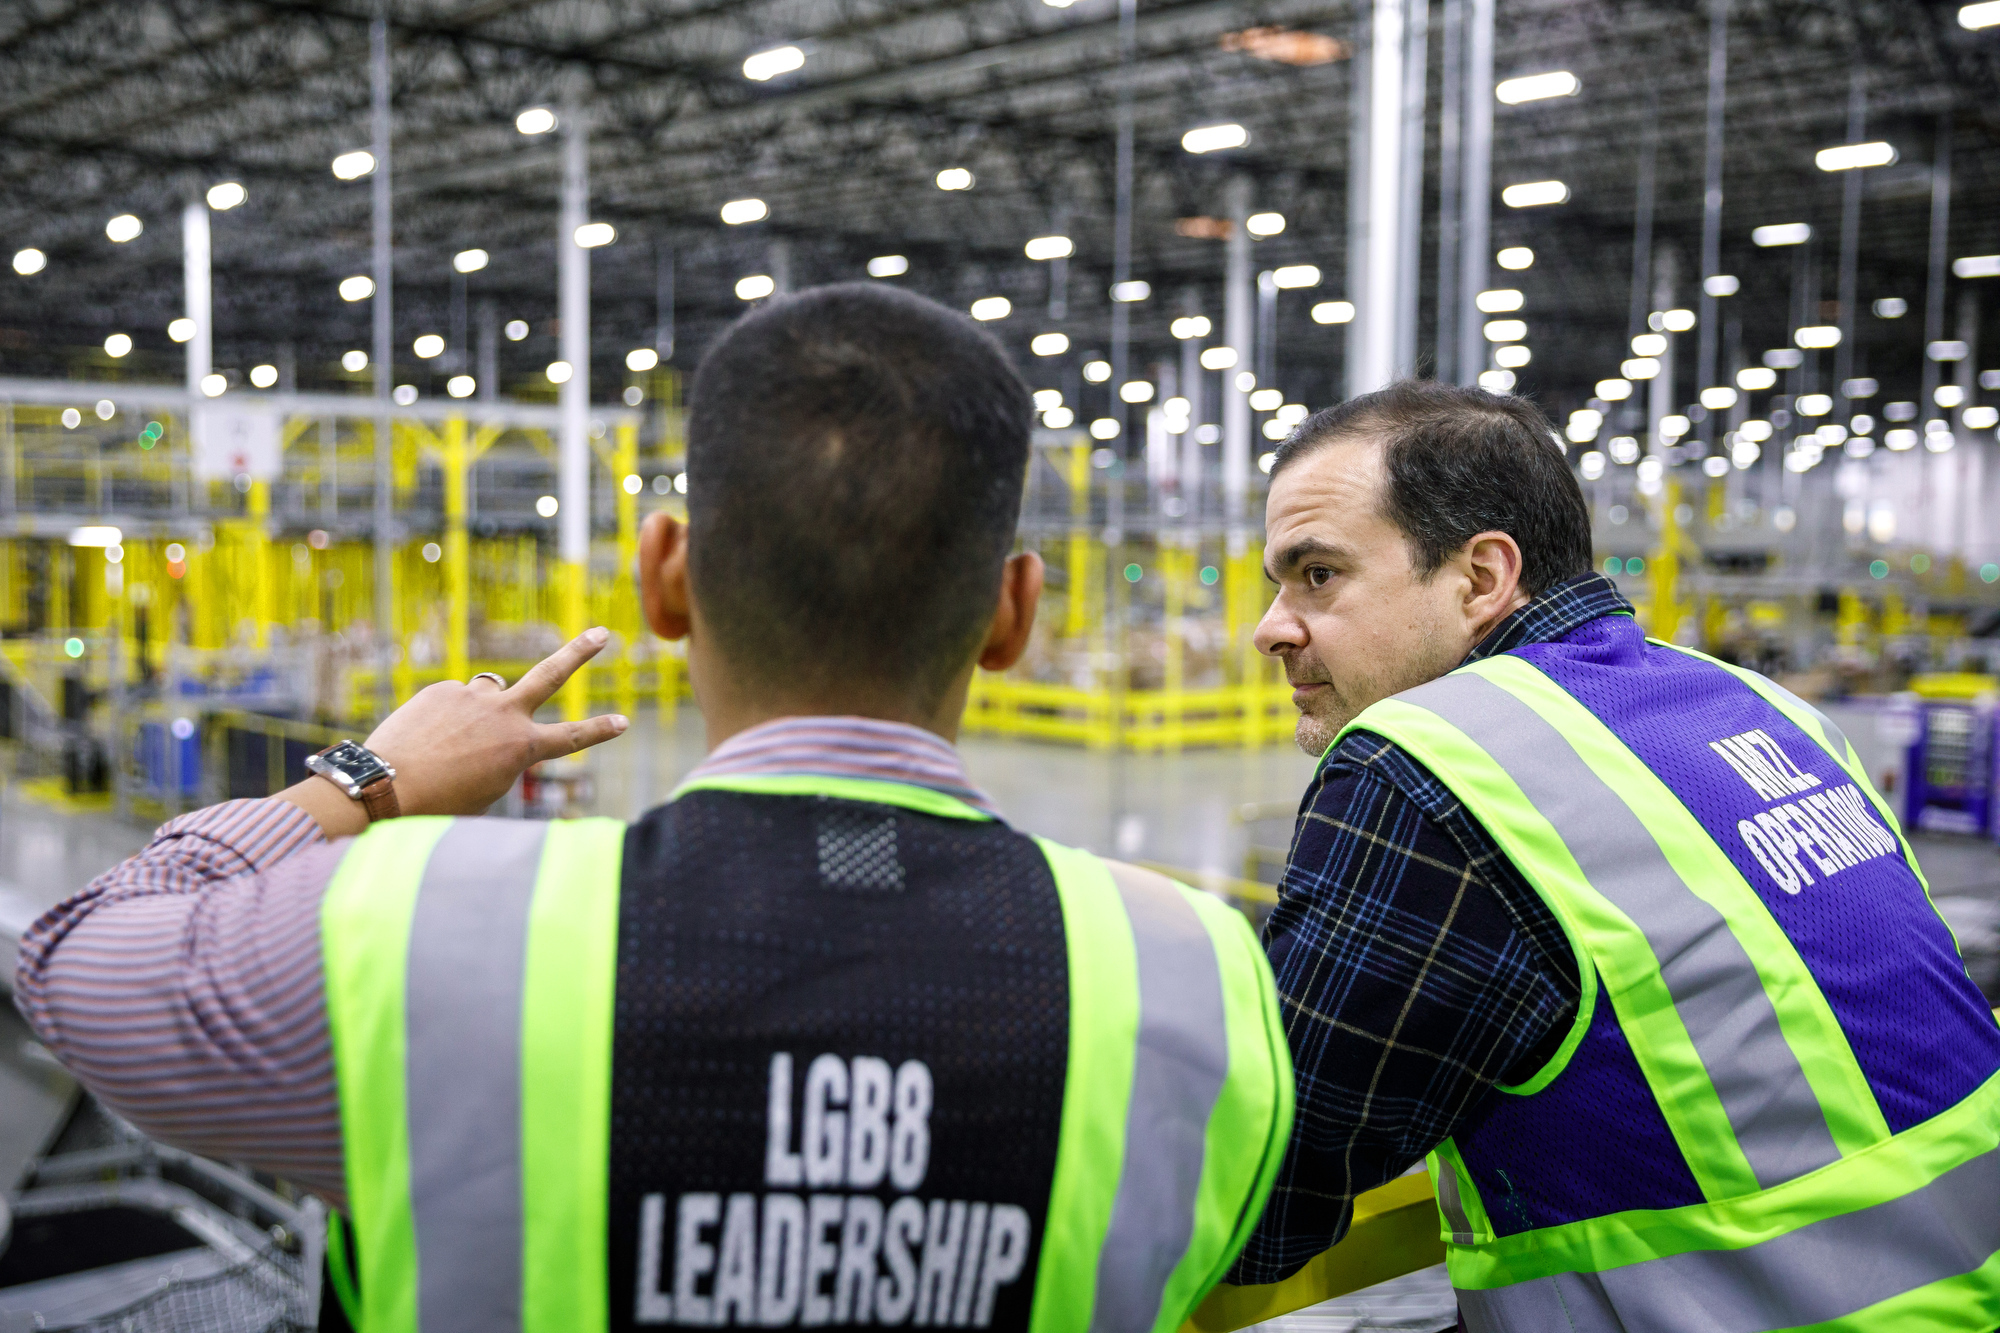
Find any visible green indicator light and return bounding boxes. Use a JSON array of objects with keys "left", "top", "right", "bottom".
[
  {"left": 1603, "top": 556, "right": 1622, "bottom": 575},
  {"left": 1869, "top": 560, "right": 1889, "bottom": 579},
  {"left": 1626, "top": 556, "right": 1646, "bottom": 575},
  {"left": 144, "top": 422, "right": 162, "bottom": 438},
  {"left": 1123, "top": 563, "right": 1143, "bottom": 583},
  {"left": 1982, "top": 563, "right": 1999, "bottom": 584},
  {"left": 1199, "top": 565, "right": 1219, "bottom": 586},
  {"left": 139, "top": 436, "right": 154, "bottom": 450},
  {"left": 63, "top": 637, "right": 84, "bottom": 658},
  {"left": 1911, "top": 553, "right": 1932, "bottom": 573}
]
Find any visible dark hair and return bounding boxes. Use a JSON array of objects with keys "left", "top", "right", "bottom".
[
  {"left": 686, "top": 282, "right": 1033, "bottom": 708},
  {"left": 1269, "top": 379, "right": 1591, "bottom": 596}
]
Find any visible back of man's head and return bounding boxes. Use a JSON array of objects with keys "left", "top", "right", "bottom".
[
  {"left": 1271, "top": 379, "right": 1591, "bottom": 596},
  {"left": 686, "top": 282, "right": 1033, "bottom": 710}
]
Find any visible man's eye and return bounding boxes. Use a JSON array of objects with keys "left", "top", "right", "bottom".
[{"left": 1306, "top": 567, "right": 1332, "bottom": 588}]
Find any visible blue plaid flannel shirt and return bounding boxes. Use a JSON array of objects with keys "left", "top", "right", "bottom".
[{"left": 1229, "top": 572, "right": 1635, "bottom": 1285}]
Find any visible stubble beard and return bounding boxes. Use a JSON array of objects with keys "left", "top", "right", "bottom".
[{"left": 1287, "top": 620, "right": 1459, "bottom": 759}]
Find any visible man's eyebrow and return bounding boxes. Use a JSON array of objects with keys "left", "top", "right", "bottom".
[{"left": 1265, "top": 538, "right": 1350, "bottom": 583}]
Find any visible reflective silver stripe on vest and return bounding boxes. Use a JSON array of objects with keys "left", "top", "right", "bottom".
[
  {"left": 1462, "top": 1141, "right": 2000, "bottom": 1333},
  {"left": 1433, "top": 1161, "right": 1478, "bottom": 1245},
  {"left": 1089, "top": 864, "right": 1231, "bottom": 1333},
  {"left": 404, "top": 818, "right": 549, "bottom": 1333},
  {"left": 1405, "top": 672, "right": 1842, "bottom": 1189}
]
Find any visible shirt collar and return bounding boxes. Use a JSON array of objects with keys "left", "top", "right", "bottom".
[
  {"left": 1464, "top": 571, "right": 1633, "bottom": 664},
  {"left": 681, "top": 715, "right": 1002, "bottom": 817}
]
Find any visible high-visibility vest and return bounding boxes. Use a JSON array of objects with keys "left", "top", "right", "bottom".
[
  {"left": 1340, "top": 618, "right": 2000, "bottom": 1332},
  {"left": 320, "top": 773, "right": 1292, "bottom": 1333}
]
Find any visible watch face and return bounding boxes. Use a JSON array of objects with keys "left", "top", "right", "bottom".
[{"left": 313, "top": 740, "right": 391, "bottom": 789}]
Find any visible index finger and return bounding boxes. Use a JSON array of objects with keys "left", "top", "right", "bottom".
[{"left": 509, "top": 627, "right": 612, "bottom": 710}]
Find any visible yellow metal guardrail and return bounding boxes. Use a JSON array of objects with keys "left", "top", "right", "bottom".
[{"left": 963, "top": 676, "right": 1296, "bottom": 751}]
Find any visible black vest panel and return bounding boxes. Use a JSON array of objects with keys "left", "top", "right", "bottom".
[{"left": 609, "top": 791, "right": 1070, "bottom": 1331}]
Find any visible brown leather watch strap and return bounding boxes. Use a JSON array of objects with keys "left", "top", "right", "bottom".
[{"left": 357, "top": 774, "right": 401, "bottom": 824}]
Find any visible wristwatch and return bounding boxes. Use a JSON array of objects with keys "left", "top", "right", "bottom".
[{"left": 305, "top": 740, "right": 401, "bottom": 824}]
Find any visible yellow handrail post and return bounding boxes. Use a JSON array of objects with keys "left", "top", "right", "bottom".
[
  {"left": 560, "top": 555, "right": 588, "bottom": 722},
  {"left": 443, "top": 414, "right": 470, "bottom": 682},
  {"left": 247, "top": 479, "right": 272, "bottom": 650},
  {"left": 614, "top": 420, "right": 639, "bottom": 722}
]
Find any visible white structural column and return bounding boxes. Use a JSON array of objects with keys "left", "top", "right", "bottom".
[
  {"left": 1222, "top": 176, "right": 1253, "bottom": 521},
  {"left": 1455, "top": 0, "right": 1494, "bottom": 387},
  {"left": 558, "top": 102, "right": 591, "bottom": 579},
  {"left": 369, "top": 11, "right": 395, "bottom": 716},
  {"left": 1352, "top": 0, "right": 1407, "bottom": 396},
  {"left": 1649, "top": 250, "right": 1678, "bottom": 453},
  {"left": 181, "top": 202, "right": 212, "bottom": 394},
  {"left": 1394, "top": 0, "right": 1427, "bottom": 378}
]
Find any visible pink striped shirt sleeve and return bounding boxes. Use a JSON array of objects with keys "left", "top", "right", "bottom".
[{"left": 12, "top": 798, "right": 351, "bottom": 1201}]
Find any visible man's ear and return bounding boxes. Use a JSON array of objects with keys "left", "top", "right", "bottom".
[
  {"left": 1460, "top": 530, "right": 1526, "bottom": 627},
  {"left": 639, "top": 509, "right": 692, "bottom": 640},
  {"left": 978, "top": 552, "right": 1044, "bottom": 672}
]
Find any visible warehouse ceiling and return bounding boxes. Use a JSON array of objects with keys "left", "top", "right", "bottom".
[{"left": 0, "top": 0, "right": 1997, "bottom": 420}]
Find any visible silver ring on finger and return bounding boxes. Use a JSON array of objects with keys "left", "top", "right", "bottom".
[{"left": 469, "top": 671, "right": 507, "bottom": 689}]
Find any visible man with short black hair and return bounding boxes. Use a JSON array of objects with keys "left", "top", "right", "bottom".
[
  {"left": 1233, "top": 378, "right": 2000, "bottom": 1330},
  {"left": 20, "top": 283, "right": 1293, "bottom": 1333}
]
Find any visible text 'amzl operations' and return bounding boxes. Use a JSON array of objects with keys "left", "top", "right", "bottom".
[{"left": 635, "top": 1052, "right": 1034, "bottom": 1327}]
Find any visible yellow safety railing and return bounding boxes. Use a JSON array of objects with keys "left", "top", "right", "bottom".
[
  {"left": 1184, "top": 1174, "right": 1445, "bottom": 1331},
  {"left": 962, "top": 676, "right": 1294, "bottom": 751}
]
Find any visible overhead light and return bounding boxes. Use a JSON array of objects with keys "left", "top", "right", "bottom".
[
  {"left": 1841, "top": 377, "right": 1878, "bottom": 398},
  {"left": 1874, "top": 297, "right": 1908, "bottom": 317},
  {"left": 1703, "top": 274, "right": 1739, "bottom": 297},
  {"left": 94, "top": 399, "right": 115, "bottom": 421},
  {"left": 1964, "top": 405, "right": 2000, "bottom": 429},
  {"left": 1043, "top": 406, "right": 1076, "bottom": 427},
  {"left": 742, "top": 45, "right": 805, "bottom": 81},
  {"left": 1659, "top": 308, "right": 1696, "bottom": 332},
  {"left": 504, "top": 320, "right": 529, "bottom": 340},
  {"left": 1475, "top": 288, "right": 1523, "bottom": 313},
  {"left": 867, "top": 254, "right": 908, "bottom": 278},
  {"left": 1736, "top": 366, "right": 1777, "bottom": 391},
  {"left": 103, "top": 333, "right": 132, "bottom": 358},
  {"left": 1963, "top": 1, "right": 2000, "bottom": 28},
  {"left": 1797, "top": 393, "right": 1832, "bottom": 416},
  {"left": 454, "top": 248, "right": 489, "bottom": 273},
  {"left": 413, "top": 334, "right": 445, "bottom": 359},
  {"left": 339, "top": 275, "right": 375, "bottom": 302},
  {"left": 735, "top": 274, "right": 776, "bottom": 301},
  {"left": 1248, "top": 387, "right": 1283, "bottom": 411},
  {"left": 248, "top": 363, "right": 278, "bottom": 388},
  {"left": 1083, "top": 360, "right": 1112, "bottom": 383},
  {"left": 1033, "top": 390, "right": 1064, "bottom": 412},
  {"left": 1794, "top": 325, "right": 1841, "bottom": 349},
  {"left": 1622, "top": 357, "right": 1661, "bottom": 380},
  {"left": 68, "top": 526, "right": 123, "bottom": 548},
  {"left": 1885, "top": 428, "right": 1919, "bottom": 450},
  {"left": 545, "top": 360, "right": 573, "bottom": 384},
  {"left": 1659, "top": 414, "right": 1690, "bottom": 438},
  {"left": 1738, "top": 419, "right": 1773, "bottom": 441},
  {"left": 1700, "top": 386, "right": 1737, "bottom": 410},
  {"left": 515, "top": 107, "right": 557, "bottom": 135},
  {"left": 448, "top": 375, "right": 476, "bottom": 398},
  {"left": 1199, "top": 346, "right": 1239, "bottom": 370},
  {"left": 1762, "top": 348, "right": 1803, "bottom": 370},
  {"left": 1496, "top": 246, "right": 1534, "bottom": 270},
  {"left": 574, "top": 222, "right": 616, "bottom": 248},
  {"left": 1483, "top": 318, "right": 1526, "bottom": 342},
  {"left": 1495, "top": 71, "right": 1580, "bottom": 104},
  {"left": 720, "top": 198, "right": 768, "bottom": 225},
  {"left": 1090, "top": 418, "right": 1121, "bottom": 440},
  {"left": 1953, "top": 255, "right": 2000, "bottom": 278},
  {"left": 1596, "top": 378, "right": 1632, "bottom": 400},
  {"left": 12, "top": 248, "right": 46, "bottom": 276},
  {"left": 1236, "top": 371, "right": 1258, "bottom": 392},
  {"left": 206, "top": 182, "right": 247, "bottom": 211},
  {"left": 1272, "top": 265, "right": 1320, "bottom": 289},
  {"left": 1182, "top": 123, "right": 1249, "bottom": 154},
  {"left": 1311, "top": 301, "right": 1356, "bottom": 325},
  {"left": 970, "top": 296, "right": 1012, "bottom": 321},
  {"left": 536, "top": 495, "right": 559, "bottom": 517},
  {"left": 1501, "top": 181, "right": 1568, "bottom": 208},
  {"left": 1246, "top": 212, "right": 1286, "bottom": 237},
  {"left": 393, "top": 385, "right": 418, "bottom": 406},
  {"left": 1752, "top": 222, "right": 1811, "bottom": 247},
  {"left": 1478, "top": 369, "right": 1517, "bottom": 393},
  {"left": 1175, "top": 216, "right": 1234, "bottom": 240},
  {"left": 332, "top": 150, "right": 376, "bottom": 180},
  {"left": 1031, "top": 333, "right": 1070, "bottom": 356},
  {"left": 342, "top": 350, "right": 368, "bottom": 372},
  {"left": 1121, "top": 381, "right": 1155, "bottom": 404},
  {"left": 1110, "top": 280, "right": 1151, "bottom": 302},
  {"left": 200, "top": 373, "right": 227, "bottom": 398},
  {"left": 1024, "top": 235, "right": 1074, "bottom": 261},
  {"left": 1495, "top": 345, "right": 1532, "bottom": 368},
  {"left": 935, "top": 167, "right": 975, "bottom": 191},
  {"left": 105, "top": 214, "right": 143, "bottom": 243},
  {"left": 1170, "top": 316, "right": 1212, "bottom": 339},
  {"left": 626, "top": 347, "right": 660, "bottom": 372},
  {"left": 1816, "top": 142, "right": 1897, "bottom": 172},
  {"left": 1928, "top": 339, "right": 1970, "bottom": 361}
]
